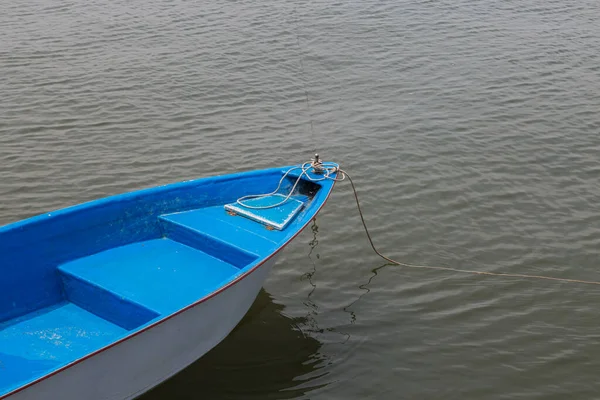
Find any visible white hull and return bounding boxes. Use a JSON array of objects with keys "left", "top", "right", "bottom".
[{"left": 9, "top": 258, "right": 276, "bottom": 400}]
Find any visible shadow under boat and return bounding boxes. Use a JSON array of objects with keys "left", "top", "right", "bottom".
[{"left": 141, "top": 289, "right": 327, "bottom": 400}]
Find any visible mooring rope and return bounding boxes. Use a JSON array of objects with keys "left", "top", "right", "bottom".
[
  {"left": 338, "top": 168, "right": 600, "bottom": 286},
  {"left": 239, "top": 160, "right": 600, "bottom": 286}
]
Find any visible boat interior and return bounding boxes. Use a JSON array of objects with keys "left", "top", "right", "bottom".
[{"left": 0, "top": 167, "right": 331, "bottom": 395}]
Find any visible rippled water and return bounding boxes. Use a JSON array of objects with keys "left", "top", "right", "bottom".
[{"left": 3, "top": 0, "right": 600, "bottom": 398}]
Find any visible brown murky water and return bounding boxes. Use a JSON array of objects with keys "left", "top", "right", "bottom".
[{"left": 3, "top": 0, "right": 600, "bottom": 398}]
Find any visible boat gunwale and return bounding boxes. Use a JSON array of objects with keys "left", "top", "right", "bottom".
[
  {"left": 0, "top": 166, "right": 287, "bottom": 235},
  {"left": 0, "top": 166, "right": 337, "bottom": 399}
]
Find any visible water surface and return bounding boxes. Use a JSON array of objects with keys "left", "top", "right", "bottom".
[{"left": 2, "top": 0, "right": 600, "bottom": 398}]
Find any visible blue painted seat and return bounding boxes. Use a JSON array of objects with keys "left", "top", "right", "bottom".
[
  {"left": 159, "top": 205, "right": 288, "bottom": 258},
  {"left": 58, "top": 239, "right": 241, "bottom": 317},
  {"left": 56, "top": 202, "right": 301, "bottom": 333}
]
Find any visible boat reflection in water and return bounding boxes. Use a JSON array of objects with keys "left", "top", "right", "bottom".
[{"left": 141, "top": 289, "right": 327, "bottom": 399}]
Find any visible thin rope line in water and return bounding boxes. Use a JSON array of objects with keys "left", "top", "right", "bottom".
[{"left": 341, "top": 170, "right": 600, "bottom": 286}]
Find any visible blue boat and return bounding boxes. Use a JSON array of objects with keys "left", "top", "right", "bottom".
[{"left": 0, "top": 160, "right": 338, "bottom": 400}]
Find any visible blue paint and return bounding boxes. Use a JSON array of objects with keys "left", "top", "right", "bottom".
[
  {"left": 0, "top": 302, "right": 128, "bottom": 394},
  {"left": 160, "top": 207, "right": 279, "bottom": 257},
  {"left": 0, "top": 164, "right": 336, "bottom": 396},
  {"left": 59, "top": 239, "right": 241, "bottom": 315},
  {"left": 0, "top": 354, "right": 58, "bottom": 396},
  {"left": 159, "top": 217, "right": 258, "bottom": 269},
  {"left": 60, "top": 273, "right": 160, "bottom": 330}
]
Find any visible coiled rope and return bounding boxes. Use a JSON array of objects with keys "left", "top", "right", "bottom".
[{"left": 236, "top": 161, "right": 342, "bottom": 210}]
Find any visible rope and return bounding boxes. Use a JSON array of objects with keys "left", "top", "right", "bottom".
[
  {"left": 236, "top": 161, "right": 342, "bottom": 209},
  {"left": 239, "top": 161, "right": 600, "bottom": 286},
  {"left": 340, "top": 169, "right": 600, "bottom": 286}
]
